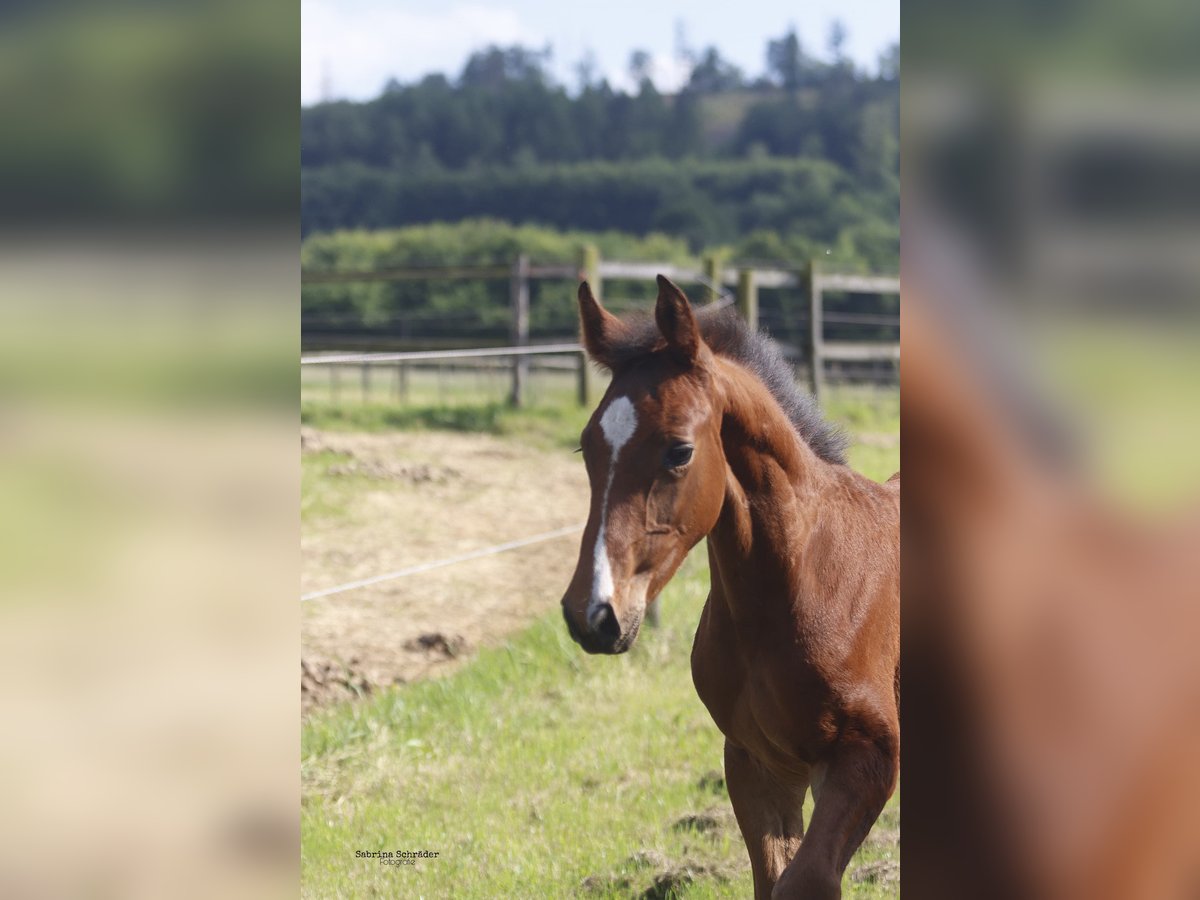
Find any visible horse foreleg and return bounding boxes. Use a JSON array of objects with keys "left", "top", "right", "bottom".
[
  {"left": 724, "top": 740, "right": 808, "bottom": 900},
  {"left": 772, "top": 735, "right": 898, "bottom": 899}
]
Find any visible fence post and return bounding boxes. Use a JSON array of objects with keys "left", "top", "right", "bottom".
[
  {"left": 737, "top": 268, "right": 758, "bottom": 331},
  {"left": 703, "top": 253, "right": 723, "bottom": 304},
  {"left": 360, "top": 363, "right": 370, "bottom": 403},
  {"left": 576, "top": 350, "right": 589, "bottom": 407},
  {"left": 394, "top": 363, "right": 408, "bottom": 401},
  {"left": 330, "top": 365, "right": 340, "bottom": 405},
  {"left": 805, "top": 260, "right": 824, "bottom": 403},
  {"left": 510, "top": 253, "right": 530, "bottom": 408}
]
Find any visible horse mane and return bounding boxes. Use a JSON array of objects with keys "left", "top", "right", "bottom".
[{"left": 602, "top": 305, "right": 849, "bottom": 465}]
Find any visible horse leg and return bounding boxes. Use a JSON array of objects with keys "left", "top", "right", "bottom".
[
  {"left": 772, "top": 735, "right": 897, "bottom": 899},
  {"left": 724, "top": 740, "right": 808, "bottom": 900}
]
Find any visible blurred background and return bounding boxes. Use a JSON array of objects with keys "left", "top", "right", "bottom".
[
  {"left": 903, "top": 0, "right": 1200, "bottom": 896},
  {"left": 0, "top": 1, "right": 297, "bottom": 898},
  {"left": 298, "top": 2, "right": 901, "bottom": 898}
]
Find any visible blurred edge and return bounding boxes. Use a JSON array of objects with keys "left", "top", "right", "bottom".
[
  {"left": 903, "top": 0, "right": 1200, "bottom": 897},
  {"left": 0, "top": 1, "right": 298, "bottom": 898}
]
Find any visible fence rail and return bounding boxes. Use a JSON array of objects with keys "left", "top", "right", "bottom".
[
  {"left": 302, "top": 250, "right": 899, "bottom": 405},
  {"left": 301, "top": 342, "right": 582, "bottom": 366},
  {"left": 303, "top": 343, "right": 591, "bottom": 407}
]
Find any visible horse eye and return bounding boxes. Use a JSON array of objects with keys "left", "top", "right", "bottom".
[{"left": 664, "top": 443, "right": 694, "bottom": 469}]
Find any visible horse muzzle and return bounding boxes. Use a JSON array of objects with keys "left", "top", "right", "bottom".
[{"left": 561, "top": 600, "right": 641, "bottom": 654}]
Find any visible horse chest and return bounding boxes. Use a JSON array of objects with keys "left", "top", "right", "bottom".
[{"left": 691, "top": 595, "right": 831, "bottom": 769}]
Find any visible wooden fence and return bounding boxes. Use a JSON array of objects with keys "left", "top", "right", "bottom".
[{"left": 301, "top": 250, "right": 899, "bottom": 406}]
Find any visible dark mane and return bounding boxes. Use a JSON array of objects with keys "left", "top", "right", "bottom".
[{"left": 603, "top": 305, "right": 848, "bottom": 465}]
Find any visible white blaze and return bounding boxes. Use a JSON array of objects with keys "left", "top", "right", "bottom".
[{"left": 587, "top": 395, "right": 637, "bottom": 628}]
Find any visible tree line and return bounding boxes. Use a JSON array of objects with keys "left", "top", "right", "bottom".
[
  {"left": 302, "top": 27, "right": 898, "bottom": 257},
  {"left": 302, "top": 157, "right": 897, "bottom": 270},
  {"left": 304, "top": 28, "right": 896, "bottom": 169}
]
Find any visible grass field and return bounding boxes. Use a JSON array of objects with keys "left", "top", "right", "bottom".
[
  {"left": 301, "top": 373, "right": 898, "bottom": 468},
  {"left": 301, "top": 386, "right": 900, "bottom": 898}
]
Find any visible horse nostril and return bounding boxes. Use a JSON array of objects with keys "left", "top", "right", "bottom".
[{"left": 589, "top": 603, "right": 621, "bottom": 642}]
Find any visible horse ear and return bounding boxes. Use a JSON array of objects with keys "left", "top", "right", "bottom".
[
  {"left": 655, "top": 275, "right": 701, "bottom": 364},
  {"left": 578, "top": 281, "right": 624, "bottom": 370}
]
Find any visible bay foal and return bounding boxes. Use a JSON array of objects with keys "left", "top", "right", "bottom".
[{"left": 560, "top": 277, "right": 899, "bottom": 898}]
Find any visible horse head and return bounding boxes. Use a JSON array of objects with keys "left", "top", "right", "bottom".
[{"left": 560, "top": 276, "right": 726, "bottom": 654}]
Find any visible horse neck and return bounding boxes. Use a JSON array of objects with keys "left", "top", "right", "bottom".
[{"left": 706, "top": 358, "right": 834, "bottom": 617}]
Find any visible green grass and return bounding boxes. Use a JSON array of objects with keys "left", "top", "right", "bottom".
[
  {"left": 302, "top": 399, "right": 593, "bottom": 452},
  {"left": 823, "top": 386, "right": 900, "bottom": 437},
  {"left": 302, "top": 383, "right": 899, "bottom": 462},
  {"left": 302, "top": 554, "right": 899, "bottom": 899},
  {"left": 846, "top": 443, "right": 900, "bottom": 483}
]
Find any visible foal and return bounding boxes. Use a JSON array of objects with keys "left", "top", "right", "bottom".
[{"left": 560, "top": 277, "right": 899, "bottom": 899}]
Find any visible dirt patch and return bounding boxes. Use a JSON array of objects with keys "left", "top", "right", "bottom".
[
  {"left": 403, "top": 631, "right": 468, "bottom": 657},
  {"left": 580, "top": 854, "right": 735, "bottom": 898},
  {"left": 328, "top": 459, "right": 462, "bottom": 484},
  {"left": 579, "top": 805, "right": 743, "bottom": 897},
  {"left": 696, "top": 769, "right": 726, "bottom": 795},
  {"left": 302, "top": 426, "right": 589, "bottom": 713},
  {"left": 672, "top": 804, "right": 739, "bottom": 838},
  {"left": 301, "top": 657, "right": 383, "bottom": 709},
  {"left": 579, "top": 872, "right": 634, "bottom": 894},
  {"left": 865, "top": 824, "right": 900, "bottom": 848},
  {"left": 865, "top": 806, "right": 900, "bottom": 848},
  {"left": 626, "top": 850, "right": 672, "bottom": 870},
  {"left": 641, "top": 862, "right": 733, "bottom": 899},
  {"left": 851, "top": 858, "right": 900, "bottom": 886}
]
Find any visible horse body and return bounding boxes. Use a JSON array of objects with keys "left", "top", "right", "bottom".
[
  {"left": 560, "top": 277, "right": 899, "bottom": 898},
  {"left": 693, "top": 359, "right": 899, "bottom": 899},
  {"left": 695, "top": 461, "right": 900, "bottom": 770}
]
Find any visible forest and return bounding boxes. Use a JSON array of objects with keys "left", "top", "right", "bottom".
[{"left": 303, "top": 28, "right": 898, "bottom": 245}]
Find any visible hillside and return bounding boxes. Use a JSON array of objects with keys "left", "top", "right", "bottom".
[{"left": 300, "top": 42, "right": 899, "bottom": 258}]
